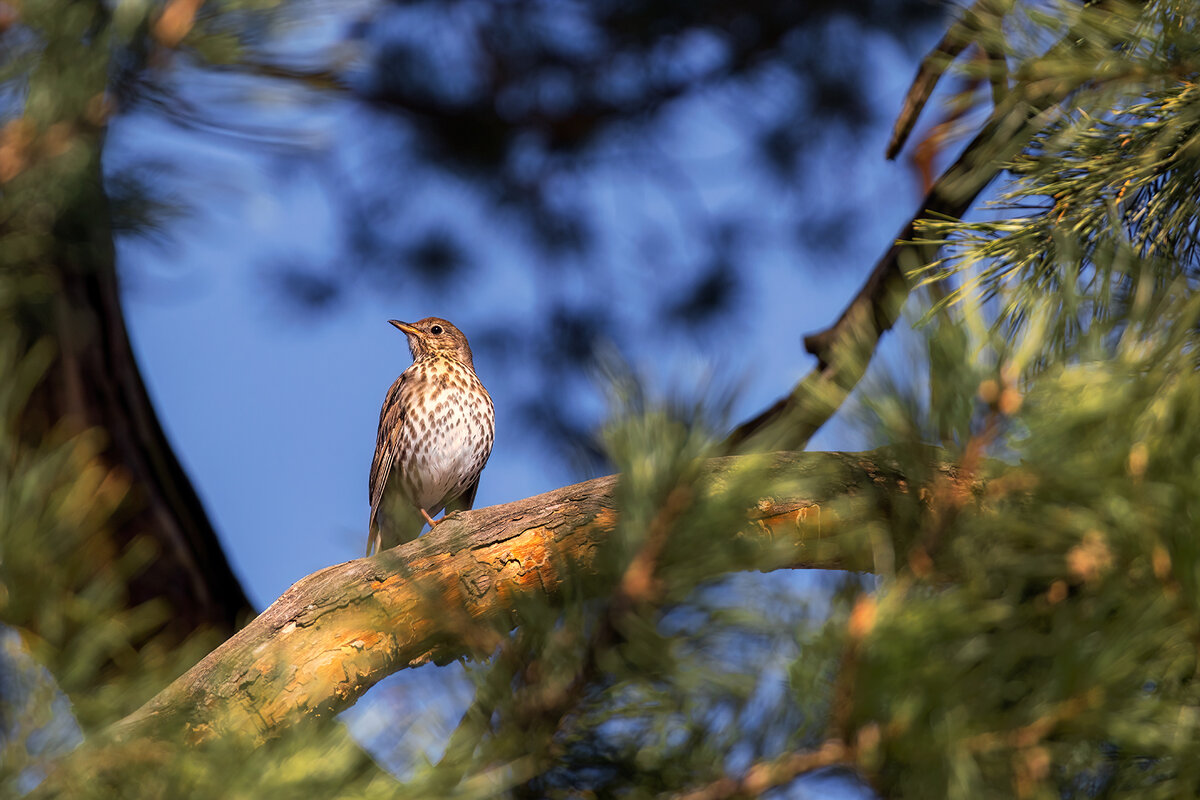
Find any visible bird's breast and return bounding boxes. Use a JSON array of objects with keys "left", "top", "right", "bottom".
[{"left": 397, "top": 359, "right": 495, "bottom": 510}]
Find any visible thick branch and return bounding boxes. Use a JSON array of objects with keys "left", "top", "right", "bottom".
[
  {"left": 107, "top": 449, "right": 929, "bottom": 747},
  {"left": 726, "top": 10, "right": 1112, "bottom": 453},
  {"left": 724, "top": 101, "right": 1036, "bottom": 452},
  {"left": 723, "top": 104, "right": 1013, "bottom": 453}
]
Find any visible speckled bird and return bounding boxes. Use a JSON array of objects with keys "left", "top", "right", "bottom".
[{"left": 367, "top": 317, "right": 495, "bottom": 555}]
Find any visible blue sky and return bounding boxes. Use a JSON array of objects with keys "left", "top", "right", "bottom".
[{"left": 112, "top": 67, "right": 929, "bottom": 606}]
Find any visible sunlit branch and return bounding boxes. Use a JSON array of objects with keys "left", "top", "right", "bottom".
[{"left": 100, "top": 448, "right": 941, "bottom": 750}]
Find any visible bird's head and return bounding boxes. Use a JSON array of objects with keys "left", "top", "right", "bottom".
[{"left": 389, "top": 317, "right": 475, "bottom": 368}]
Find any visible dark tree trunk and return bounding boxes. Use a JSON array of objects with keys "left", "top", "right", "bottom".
[{"left": 20, "top": 136, "right": 252, "bottom": 643}]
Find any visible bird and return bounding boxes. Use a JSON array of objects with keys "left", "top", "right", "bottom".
[{"left": 367, "top": 317, "right": 495, "bottom": 556}]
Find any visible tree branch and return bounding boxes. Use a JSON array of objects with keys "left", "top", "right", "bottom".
[
  {"left": 884, "top": 0, "right": 1014, "bottom": 161},
  {"left": 104, "top": 448, "right": 934, "bottom": 748},
  {"left": 672, "top": 740, "right": 853, "bottom": 800},
  {"left": 725, "top": 80, "right": 1076, "bottom": 455},
  {"left": 725, "top": 0, "right": 1137, "bottom": 454}
]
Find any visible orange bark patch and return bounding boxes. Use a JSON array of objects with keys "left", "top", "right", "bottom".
[
  {"left": 592, "top": 507, "right": 619, "bottom": 531},
  {"left": 758, "top": 502, "right": 823, "bottom": 540}
]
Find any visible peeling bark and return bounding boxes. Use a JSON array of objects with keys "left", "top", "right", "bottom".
[{"left": 109, "top": 449, "right": 935, "bottom": 747}]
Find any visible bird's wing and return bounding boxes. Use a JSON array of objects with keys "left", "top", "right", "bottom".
[{"left": 368, "top": 372, "right": 410, "bottom": 531}]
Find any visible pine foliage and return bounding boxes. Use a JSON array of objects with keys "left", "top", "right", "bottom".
[{"left": 5, "top": 0, "right": 1200, "bottom": 798}]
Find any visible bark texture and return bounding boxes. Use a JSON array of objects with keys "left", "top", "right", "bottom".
[{"left": 110, "top": 449, "right": 932, "bottom": 746}]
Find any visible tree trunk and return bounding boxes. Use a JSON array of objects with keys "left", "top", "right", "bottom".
[
  {"left": 29, "top": 141, "right": 253, "bottom": 640},
  {"left": 7, "top": 5, "right": 252, "bottom": 657}
]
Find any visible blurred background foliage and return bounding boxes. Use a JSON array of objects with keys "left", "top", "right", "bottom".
[
  {"left": 107, "top": 0, "right": 949, "bottom": 468},
  {"left": 5, "top": 0, "right": 1200, "bottom": 797}
]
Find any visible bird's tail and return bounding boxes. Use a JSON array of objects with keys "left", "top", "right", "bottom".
[
  {"left": 365, "top": 527, "right": 382, "bottom": 558},
  {"left": 366, "top": 504, "right": 382, "bottom": 557},
  {"left": 366, "top": 503, "right": 425, "bottom": 555}
]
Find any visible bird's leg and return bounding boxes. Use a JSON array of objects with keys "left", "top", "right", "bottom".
[{"left": 420, "top": 508, "right": 440, "bottom": 528}]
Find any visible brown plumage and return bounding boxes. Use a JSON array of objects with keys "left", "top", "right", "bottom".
[{"left": 367, "top": 317, "right": 495, "bottom": 555}]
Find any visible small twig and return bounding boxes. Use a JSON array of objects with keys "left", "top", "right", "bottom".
[
  {"left": 672, "top": 740, "right": 852, "bottom": 800},
  {"left": 886, "top": 0, "right": 1015, "bottom": 160},
  {"left": 482, "top": 484, "right": 695, "bottom": 792},
  {"left": 614, "top": 485, "right": 692, "bottom": 608},
  {"left": 886, "top": 16, "right": 974, "bottom": 160},
  {"left": 517, "top": 485, "right": 693, "bottom": 725},
  {"left": 964, "top": 693, "right": 1093, "bottom": 753},
  {"left": 827, "top": 593, "right": 876, "bottom": 743},
  {"left": 431, "top": 636, "right": 524, "bottom": 785},
  {"left": 231, "top": 58, "right": 350, "bottom": 92}
]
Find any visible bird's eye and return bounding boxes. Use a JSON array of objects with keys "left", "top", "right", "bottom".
[{"left": 430, "top": 325, "right": 444, "bottom": 335}]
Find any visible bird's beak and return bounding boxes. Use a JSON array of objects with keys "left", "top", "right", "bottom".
[{"left": 389, "top": 320, "right": 420, "bottom": 337}]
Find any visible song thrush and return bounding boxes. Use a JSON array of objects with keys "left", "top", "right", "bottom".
[{"left": 367, "top": 317, "right": 495, "bottom": 555}]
